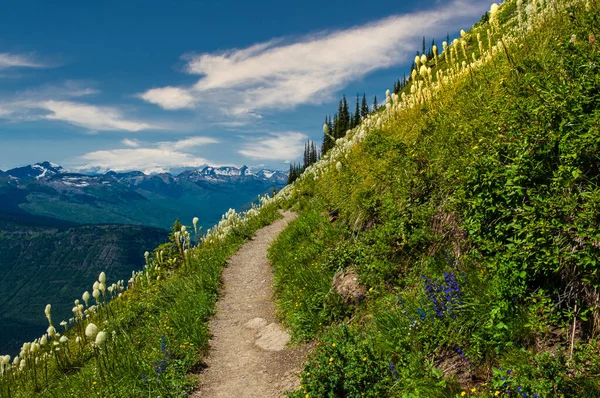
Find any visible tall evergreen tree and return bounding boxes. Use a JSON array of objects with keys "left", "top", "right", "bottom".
[
  {"left": 422, "top": 36, "right": 426, "bottom": 55},
  {"left": 373, "top": 95, "right": 378, "bottom": 111},
  {"left": 354, "top": 93, "right": 360, "bottom": 127},
  {"left": 361, "top": 94, "right": 369, "bottom": 119},
  {"left": 340, "top": 95, "right": 350, "bottom": 136}
]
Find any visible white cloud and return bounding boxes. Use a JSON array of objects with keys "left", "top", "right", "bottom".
[
  {"left": 40, "top": 100, "right": 154, "bottom": 132},
  {"left": 139, "top": 0, "right": 488, "bottom": 116},
  {"left": 0, "top": 81, "right": 156, "bottom": 132},
  {"left": 238, "top": 132, "right": 307, "bottom": 161},
  {"left": 159, "top": 136, "right": 219, "bottom": 150},
  {"left": 75, "top": 135, "right": 219, "bottom": 173},
  {"left": 78, "top": 148, "right": 210, "bottom": 174},
  {"left": 0, "top": 53, "right": 46, "bottom": 69},
  {"left": 139, "top": 86, "right": 196, "bottom": 110},
  {"left": 122, "top": 138, "right": 140, "bottom": 147}
]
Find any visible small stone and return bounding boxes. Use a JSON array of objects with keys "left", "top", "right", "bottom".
[
  {"left": 255, "top": 323, "right": 290, "bottom": 351},
  {"left": 244, "top": 317, "right": 268, "bottom": 330}
]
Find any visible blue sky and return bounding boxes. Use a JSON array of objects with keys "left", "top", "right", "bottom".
[{"left": 0, "top": 0, "right": 491, "bottom": 173}]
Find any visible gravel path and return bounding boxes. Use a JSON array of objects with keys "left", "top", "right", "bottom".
[{"left": 190, "top": 211, "right": 307, "bottom": 398}]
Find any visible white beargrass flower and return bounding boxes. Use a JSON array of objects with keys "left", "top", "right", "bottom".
[
  {"left": 44, "top": 304, "right": 52, "bottom": 324},
  {"left": 144, "top": 251, "right": 150, "bottom": 260},
  {"left": 93, "top": 281, "right": 99, "bottom": 290},
  {"left": 82, "top": 292, "right": 90, "bottom": 307},
  {"left": 31, "top": 343, "right": 40, "bottom": 354},
  {"left": 99, "top": 283, "right": 106, "bottom": 293},
  {"left": 98, "top": 272, "right": 106, "bottom": 284},
  {"left": 336, "top": 161, "right": 342, "bottom": 172},
  {"left": 59, "top": 336, "right": 68, "bottom": 344},
  {"left": 76, "top": 336, "right": 82, "bottom": 343},
  {"left": 415, "top": 55, "right": 421, "bottom": 67},
  {"left": 85, "top": 323, "right": 99, "bottom": 340},
  {"left": 92, "top": 289, "right": 100, "bottom": 301},
  {"left": 181, "top": 225, "right": 186, "bottom": 233},
  {"left": 420, "top": 54, "right": 427, "bottom": 65},
  {"left": 40, "top": 335, "right": 48, "bottom": 345},
  {"left": 47, "top": 326, "right": 56, "bottom": 337}
]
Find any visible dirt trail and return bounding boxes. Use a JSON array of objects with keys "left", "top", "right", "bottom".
[{"left": 191, "top": 211, "right": 307, "bottom": 398}]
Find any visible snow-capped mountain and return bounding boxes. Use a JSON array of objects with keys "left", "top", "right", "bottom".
[
  {"left": 0, "top": 162, "right": 289, "bottom": 230},
  {"left": 5, "top": 161, "right": 64, "bottom": 180}
]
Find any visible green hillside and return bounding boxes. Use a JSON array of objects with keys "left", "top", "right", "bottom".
[
  {"left": 0, "top": 0, "right": 598, "bottom": 397},
  {"left": 268, "top": 0, "right": 600, "bottom": 396},
  {"left": 0, "top": 213, "right": 168, "bottom": 356}
]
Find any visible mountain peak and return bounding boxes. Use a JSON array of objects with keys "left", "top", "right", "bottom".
[{"left": 7, "top": 161, "right": 64, "bottom": 180}]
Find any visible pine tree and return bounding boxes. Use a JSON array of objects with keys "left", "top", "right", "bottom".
[
  {"left": 422, "top": 36, "right": 426, "bottom": 55},
  {"left": 373, "top": 95, "right": 378, "bottom": 111},
  {"left": 287, "top": 164, "right": 294, "bottom": 184},
  {"left": 361, "top": 94, "right": 369, "bottom": 119},
  {"left": 303, "top": 142, "right": 309, "bottom": 170},
  {"left": 340, "top": 95, "right": 350, "bottom": 136},
  {"left": 354, "top": 93, "right": 360, "bottom": 127}
]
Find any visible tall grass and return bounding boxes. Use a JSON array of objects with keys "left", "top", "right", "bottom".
[
  {"left": 272, "top": 0, "right": 600, "bottom": 396},
  {"left": 0, "top": 197, "right": 282, "bottom": 397}
]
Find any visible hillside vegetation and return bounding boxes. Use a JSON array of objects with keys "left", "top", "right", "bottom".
[
  {"left": 0, "top": 197, "right": 281, "bottom": 397},
  {"left": 0, "top": 212, "right": 168, "bottom": 356},
  {"left": 269, "top": 0, "right": 600, "bottom": 396},
  {"left": 1, "top": 0, "right": 599, "bottom": 397}
]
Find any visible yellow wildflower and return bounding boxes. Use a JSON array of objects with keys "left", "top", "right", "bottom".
[
  {"left": 461, "top": 393, "right": 466, "bottom": 397},
  {"left": 471, "top": 388, "right": 477, "bottom": 392}
]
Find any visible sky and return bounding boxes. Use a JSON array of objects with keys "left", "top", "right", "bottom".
[{"left": 0, "top": 0, "right": 491, "bottom": 173}]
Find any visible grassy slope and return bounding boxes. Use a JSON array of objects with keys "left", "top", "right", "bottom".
[
  {"left": 269, "top": 1, "right": 600, "bottom": 397},
  {"left": 0, "top": 203, "right": 281, "bottom": 397},
  {"left": 0, "top": 214, "right": 169, "bottom": 356}
]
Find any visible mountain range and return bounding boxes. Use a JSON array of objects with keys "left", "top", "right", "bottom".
[{"left": 0, "top": 162, "right": 288, "bottom": 230}]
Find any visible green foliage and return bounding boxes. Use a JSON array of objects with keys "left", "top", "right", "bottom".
[
  {"left": 290, "top": 324, "right": 393, "bottom": 398},
  {"left": 0, "top": 214, "right": 168, "bottom": 355},
  {"left": 0, "top": 203, "right": 281, "bottom": 397},
  {"left": 277, "top": 1, "right": 600, "bottom": 396},
  {"left": 268, "top": 208, "right": 349, "bottom": 341}
]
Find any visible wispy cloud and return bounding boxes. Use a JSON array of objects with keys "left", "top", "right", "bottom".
[
  {"left": 122, "top": 138, "right": 140, "bottom": 147},
  {"left": 77, "top": 148, "right": 210, "bottom": 174},
  {"left": 139, "top": 86, "right": 196, "bottom": 110},
  {"left": 139, "top": 0, "right": 488, "bottom": 118},
  {"left": 0, "top": 81, "right": 156, "bottom": 132},
  {"left": 75, "top": 135, "right": 219, "bottom": 173},
  {"left": 0, "top": 53, "right": 47, "bottom": 69},
  {"left": 238, "top": 132, "right": 307, "bottom": 161},
  {"left": 159, "top": 136, "right": 219, "bottom": 150},
  {"left": 41, "top": 100, "right": 154, "bottom": 132}
]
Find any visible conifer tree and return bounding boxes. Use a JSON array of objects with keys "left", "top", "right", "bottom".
[
  {"left": 354, "top": 93, "right": 360, "bottom": 127},
  {"left": 361, "top": 94, "right": 369, "bottom": 119},
  {"left": 373, "top": 95, "right": 378, "bottom": 111}
]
